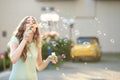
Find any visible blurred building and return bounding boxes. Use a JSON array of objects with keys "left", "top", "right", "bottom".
[{"left": 0, "top": 0, "right": 120, "bottom": 53}]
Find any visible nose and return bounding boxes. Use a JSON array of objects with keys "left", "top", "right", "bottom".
[{"left": 29, "top": 21, "right": 33, "bottom": 25}]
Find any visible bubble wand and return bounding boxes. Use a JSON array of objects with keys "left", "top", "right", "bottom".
[
  {"left": 51, "top": 52, "right": 56, "bottom": 59},
  {"left": 29, "top": 27, "right": 32, "bottom": 30}
]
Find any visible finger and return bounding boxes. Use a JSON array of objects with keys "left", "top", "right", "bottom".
[
  {"left": 48, "top": 55, "right": 52, "bottom": 59},
  {"left": 48, "top": 56, "right": 56, "bottom": 64},
  {"left": 54, "top": 56, "right": 58, "bottom": 62},
  {"left": 51, "top": 60, "right": 56, "bottom": 64},
  {"left": 25, "top": 28, "right": 33, "bottom": 35},
  {"left": 48, "top": 56, "right": 52, "bottom": 60}
]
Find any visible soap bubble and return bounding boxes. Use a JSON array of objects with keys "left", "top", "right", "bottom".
[{"left": 110, "top": 39, "right": 115, "bottom": 44}]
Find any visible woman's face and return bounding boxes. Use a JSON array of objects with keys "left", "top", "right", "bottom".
[{"left": 25, "top": 17, "right": 37, "bottom": 33}]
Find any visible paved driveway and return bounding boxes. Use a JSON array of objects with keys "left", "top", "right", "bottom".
[{"left": 0, "top": 54, "right": 120, "bottom": 80}]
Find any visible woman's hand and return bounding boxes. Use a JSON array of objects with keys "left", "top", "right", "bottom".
[
  {"left": 47, "top": 55, "right": 58, "bottom": 64},
  {"left": 23, "top": 27, "right": 34, "bottom": 42}
]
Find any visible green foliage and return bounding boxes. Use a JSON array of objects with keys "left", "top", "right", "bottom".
[
  {"left": 4, "top": 51, "right": 11, "bottom": 68},
  {"left": 42, "top": 37, "right": 72, "bottom": 69},
  {"left": 42, "top": 42, "right": 49, "bottom": 60},
  {"left": 42, "top": 37, "right": 72, "bottom": 61},
  {"left": 0, "top": 49, "right": 11, "bottom": 71}
]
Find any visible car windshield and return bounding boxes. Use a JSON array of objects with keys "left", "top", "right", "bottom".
[{"left": 77, "top": 38, "right": 92, "bottom": 44}]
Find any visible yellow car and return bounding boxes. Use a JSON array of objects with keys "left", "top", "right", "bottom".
[{"left": 71, "top": 37, "right": 102, "bottom": 62}]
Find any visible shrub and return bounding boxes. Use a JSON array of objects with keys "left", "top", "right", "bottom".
[
  {"left": 42, "top": 37, "right": 72, "bottom": 61},
  {"left": 0, "top": 49, "right": 11, "bottom": 71}
]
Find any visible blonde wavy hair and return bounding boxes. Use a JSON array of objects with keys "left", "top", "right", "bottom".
[{"left": 13, "top": 16, "right": 41, "bottom": 62}]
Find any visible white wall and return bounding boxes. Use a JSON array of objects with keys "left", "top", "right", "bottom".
[
  {"left": 95, "top": 0, "right": 120, "bottom": 53},
  {"left": 0, "top": 0, "right": 120, "bottom": 53},
  {"left": 71, "top": 0, "right": 120, "bottom": 53}
]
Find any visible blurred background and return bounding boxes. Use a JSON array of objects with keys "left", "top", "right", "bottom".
[
  {"left": 0, "top": 0, "right": 120, "bottom": 53},
  {"left": 0, "top": 0, "right": 120, "bottom": 80}
]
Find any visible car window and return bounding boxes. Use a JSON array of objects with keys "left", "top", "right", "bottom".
[{"left": 77, "top": 38, "right": 92, "bottom": 44}]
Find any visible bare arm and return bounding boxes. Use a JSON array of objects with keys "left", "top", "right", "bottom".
[
  {"left": 10, "top": 39, "right": 27, "bottom": 64},
  {"left": 36, "top": 47, "right": 58, "bottom": 71},
  {"left": 10, "top": 28, "right": 33, "bottom": 64},
  {"left": 36, "top": 48, "right": 50, "bottom": 71}
]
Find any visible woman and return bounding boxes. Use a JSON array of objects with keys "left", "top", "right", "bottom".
[{"left": 8, "top": 16, "right": 58, "bottom": 80}]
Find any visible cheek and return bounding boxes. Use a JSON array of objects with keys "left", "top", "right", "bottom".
[{"left": 26, "top": 24, "right": 30, "bottom": 27}]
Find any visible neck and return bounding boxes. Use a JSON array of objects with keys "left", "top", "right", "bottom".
[
  {"left": 28, "top": 35, "right": 34, "bottom": 43},
  {"left": 28, "top": 39, "right": 33, "bottom": 43}
]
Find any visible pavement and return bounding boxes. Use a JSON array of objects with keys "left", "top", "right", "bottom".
[{"left": 0, "top": 54, "right": 120, "bottom": 80}]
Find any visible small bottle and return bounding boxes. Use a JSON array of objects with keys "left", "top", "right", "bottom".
[
  {"left": 29, "top": 27, "right": 32, "bottom": 30},
  {"left": 51, "top": 52, "right": 56, "bottom": 59}
]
